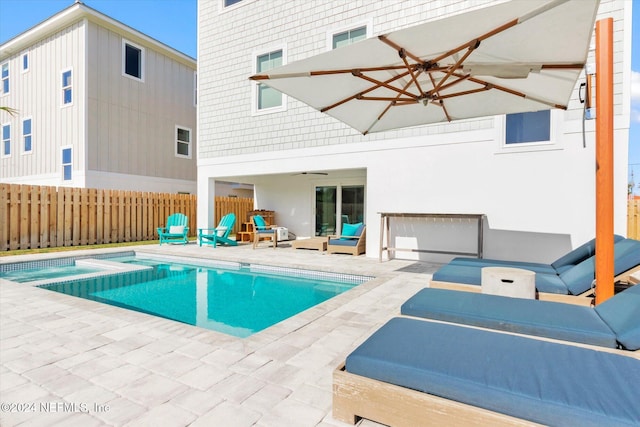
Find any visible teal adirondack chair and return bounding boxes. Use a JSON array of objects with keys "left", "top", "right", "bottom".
[
  {"left": 157, "top": 213, "right": 189, "bottom": 245},
  {"left": 198, "top": 213, "right": 237, "bottom": 247}
]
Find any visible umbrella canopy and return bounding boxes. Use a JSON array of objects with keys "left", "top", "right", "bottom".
[{"left": 250, "top": 0, "right": 599, "bottom": 135}]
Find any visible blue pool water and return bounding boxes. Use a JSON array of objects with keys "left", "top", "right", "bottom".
[
  {"left": 40, "top": 256, "right": 367, "bottom": 338},
  {"left": 1, "top": 265, "right": 103, "bottom": 283}
]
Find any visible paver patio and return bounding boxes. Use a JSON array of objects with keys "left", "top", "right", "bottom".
[{"left": 0, "top": 242, "right": 439, "bottom": 426}]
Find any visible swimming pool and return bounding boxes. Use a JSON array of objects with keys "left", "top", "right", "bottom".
[{"left": 35, "top": 254, "right": 370, "bottom": 338}]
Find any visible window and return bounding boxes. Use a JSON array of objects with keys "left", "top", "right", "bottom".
[
  {"left": 224, "top": 0, "right": 242, "bottom": 6},
  {"left": 22, "top": 118, "right": 32, "bottom": 153},
  {"left": 332, "top": 26, "right": 367, "bottom": 49},
  {"left": 2, "top": 124, "right": 10, "bottom": 157},
  {"left": 62, "top": 147, "right": 72, "bottom": 181},
  {"left": 62, "top": 69, "right": 72, "bottom": 105},
  {"left": 21, "top": 52, "right": 29, "bottom": 73},
  {"left": 1, "top": 62, "right": 8, "bottom": 95},
  {"left": 176, "top": 126, "right": 191, "bottom": 158},
  {"left": 505, "top": 110, "right": 550, "bottom": 144},
  {"left": 123, "top": 40, "right": 144, "bottom": 80},
  {"left": 256, "top": 50, "right": 283, "bottom": 111}
]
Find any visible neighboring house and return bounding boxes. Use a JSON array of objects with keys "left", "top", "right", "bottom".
[
  {"left": 0, "top": 2, "right": 197, "bottom": 193},
  {"left": 197, "top": 0, "right": 631, "bottom": 261}
]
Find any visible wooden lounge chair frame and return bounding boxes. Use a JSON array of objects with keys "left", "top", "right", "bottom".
[
  {"left": 430, "top": 265, "right": 640, "bottom": 307},
  {"left": 327, "top": 227, "right": 367, "bottom": 256}
]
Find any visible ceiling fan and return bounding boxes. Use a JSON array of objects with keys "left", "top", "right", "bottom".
[{"left": 292, "top": 171, "right": 328, "bottom": 176}]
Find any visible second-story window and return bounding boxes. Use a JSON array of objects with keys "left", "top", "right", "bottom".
[
  {"left": 176, "top": 126, "right": 191, "bottom": 158},
  {"left": 256, "top": 50, "right": 283, "bottom": 111},
  {"left": 23, "top": 118, "right": 32, "bottom": 153},
  {"left": 332, "top": 26, "right": 367, "bottom": 49},
  {"left": 62, "top": 69, "right": 72, "bottom": 105},
  {"left": 123, "top": 40, "right": 144, "bottom": 81},
  {"left": 224, "top": 0, "right": 242, "bottom": 6},
  {"left": 1, "top": 63, "right": 9, "bottom": 95},
  {"left": 22, "top": 52, "right": 29, "bottom": 73}
]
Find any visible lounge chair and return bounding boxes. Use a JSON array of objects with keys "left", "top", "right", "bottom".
[
  {"left": 448, "top": 235, "right": 624, "bottom": 274},
  {"left": 401, "top": 284, "right": 640, "bottom": 350},
  {"left": 157, "top": 213, "right": 189, "bottom": 245},
  {"left": 327, "top": 223, "right": 366, "bottom": 256},
  {"left": 430, "top": 238, "right": 640, "bottom": 303},
  {"left": 252, "top": 214, "right": 277, "bottom": 249},
  {"left": 334, "top": 317, "right": 640, "bottom": 427},
  {"left": 198, "top": 213, "right": 237, "bottom": 247}
]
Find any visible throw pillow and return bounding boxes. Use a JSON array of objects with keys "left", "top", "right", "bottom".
[{"left": 169, "top": 225, "right": 184, "bottom": 234}]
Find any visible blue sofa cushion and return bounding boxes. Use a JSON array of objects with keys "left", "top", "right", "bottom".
[
  {"left": 401, "top": 288, "right": 617, "bottom": 348},
  {"left": 595, "top": 284, "right": 640, "bottom": 350},
  {"left": 432, "top": 264, "right": 570, "bottom": 294},
  {"left": 329, "top": 238, "right": 357, "bottom": 247},
  {"left": 346, "top": 318, "right": 640, "bottom": 427},
  {"left": 340, "top": 222, "right": 362, "bottom": 240}
]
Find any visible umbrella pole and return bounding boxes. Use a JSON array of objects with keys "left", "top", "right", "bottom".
[{"left": 595, "top": 18, "right": 614, "bottom": 304}]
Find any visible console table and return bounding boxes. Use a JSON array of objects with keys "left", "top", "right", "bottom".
[{"left": 379, "top": 213, "right": 485, "bottom": 261}]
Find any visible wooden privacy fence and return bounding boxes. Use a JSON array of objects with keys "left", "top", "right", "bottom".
[
  {"left": 629, "top": 199, "right": 640, "bottom": 240},
  {"left": 1, "top": 184, "right": 196, "bottom": 251},
  {"left": 214, "top": 196, "right": 254, "bottom": 235}
]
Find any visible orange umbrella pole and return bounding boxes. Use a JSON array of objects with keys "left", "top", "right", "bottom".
[{"left": 595, "top": 18, "right": 614, "bottom": 304}]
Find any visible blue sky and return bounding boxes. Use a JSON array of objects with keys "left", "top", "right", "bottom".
[{"left": 1, "top": 0, "right": 638, "bottom": 191}]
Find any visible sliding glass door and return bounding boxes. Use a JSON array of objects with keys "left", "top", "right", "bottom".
[{"left": 315, "top": 184, "right": 364, "bottom": 236}]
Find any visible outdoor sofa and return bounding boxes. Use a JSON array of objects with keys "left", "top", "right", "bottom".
[
  {"left": 327, "top": 223, "right": 366, "bottom": 255},
  {"left": 400, "top": 284, "right": 640, "bottom": 350},
  {"left": 334, "top": 317, "right": 640, "bottom": 427},
  {"left": 430, "top": 237, "right": 640, "bottom": 304}
]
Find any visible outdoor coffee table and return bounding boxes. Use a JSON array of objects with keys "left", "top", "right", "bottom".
[{"left": 292, "top": 237, "right": 328, "bottom": 251}]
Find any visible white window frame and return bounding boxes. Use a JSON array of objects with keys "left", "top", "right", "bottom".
[
  {"left": 496, "top": 109, "right": 562, "bottom": 154},
  {"left": 1, "top": 122, "right": 10, "bottom": 158},
  {"left": 251, "top": 45, "right": 287, "bottom": 116},
  {"left": 22, "top": 117, "right": 33, "bottom": 154},
  {"left": 1, "top": 62, "right": 9, "bottom": 96},
  {"left": 122, "top": 39, "right": 145, "bottom": 82},
  {"left": 175, "top": 125, "right": 192, "bottom": 159},
  {"left": 21, "top": 51, "right": 29, "bottom": 73},
  {"left": 327, "top": 20, "right": 372, "bottom": 51},
  {"left": 61, "top": 67, "right": 73, "bottom": 106},
  {"left": 61, "top": 146, "right": 73, "bottom": 181}
]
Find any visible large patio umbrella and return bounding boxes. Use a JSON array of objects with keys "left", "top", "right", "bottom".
[
  {"left": 251, "top": 0, "right": 616, "bottom": 303},
  {"left": 250, "top": 0, "right": 599, "bottom": 135}
]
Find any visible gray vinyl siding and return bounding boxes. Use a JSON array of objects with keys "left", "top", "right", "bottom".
[
  {"left": 86, "top": 21, "right": 196, "bottom": 182},
  {"left": 1, "top": 21, "right": 85, "bottom": 183}
]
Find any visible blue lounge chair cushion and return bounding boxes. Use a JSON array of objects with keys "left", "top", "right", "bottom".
[
  {"left": 595, "top": 284, "right": 640, "bottom": 350},
  {"left": 448, "top": 235, "right": 625, "bottom": 275},
  {"left": 346, "top": 318, "right": 640, "bottom": 427},
  {"left": 401, "top": 288, "right": 618, "bottom": 348}
]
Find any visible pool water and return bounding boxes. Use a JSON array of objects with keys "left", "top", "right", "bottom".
[
  {"left": 41, "top": 257, "right": 365, "bottom": 338},
  {"left": 1, "top": 265, "right": 103, "bottom": 283}
]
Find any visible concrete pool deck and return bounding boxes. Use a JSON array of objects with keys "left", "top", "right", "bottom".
[{"left": 1, "top": 242, "right": 440, "bottom": 426}]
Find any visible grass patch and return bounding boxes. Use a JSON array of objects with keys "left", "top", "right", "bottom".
[{"left": 0, "top": 240, "right": 167, "bottom": 257}]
